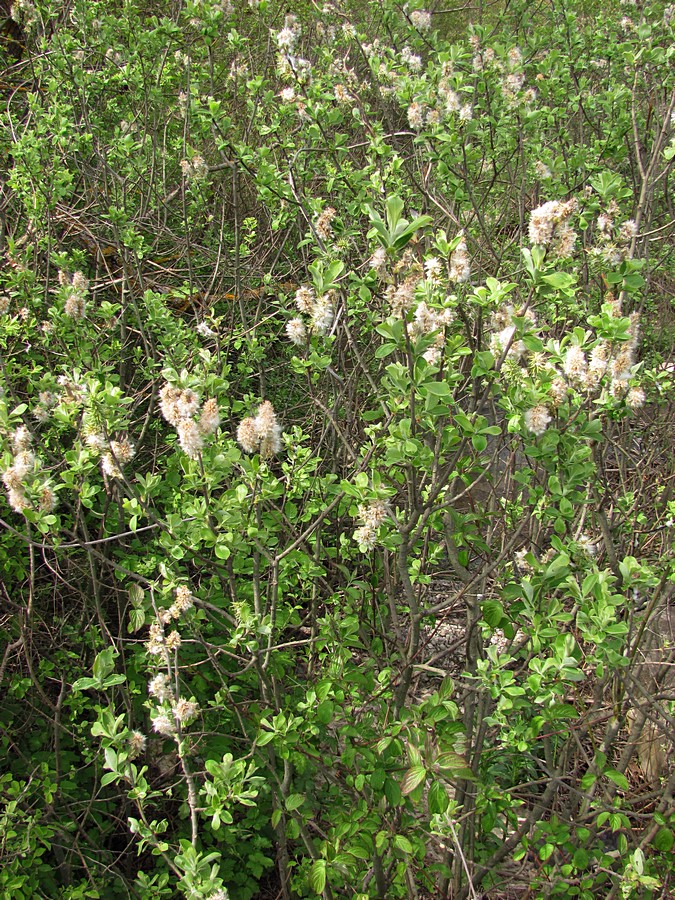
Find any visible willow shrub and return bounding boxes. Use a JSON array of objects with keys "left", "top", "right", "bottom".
[{"left": 1, "top": 0, "right": 674, "bottom": 898}]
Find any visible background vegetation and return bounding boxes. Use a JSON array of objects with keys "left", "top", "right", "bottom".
[{"left": 1, "top": 0, "right": 674, "bottom": 897}]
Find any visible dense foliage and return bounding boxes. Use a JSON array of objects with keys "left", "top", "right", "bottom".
[{"left": 1, "top": 0, "right": 674, "bottom": 897}]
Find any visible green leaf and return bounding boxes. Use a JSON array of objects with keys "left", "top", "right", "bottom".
[
  {"left": 580, "top": 418, "right": 603, "bottom": 438},
  {"left": 622, "top": 273, "right": 644, "bottom": 291},
  {"left": 348, "top": 843, "right": 370, "bottom": 861},
  {"left": 375, "top": 320, "right": 396, "bottom": 339},
  {"left": 285, "top": 793, "right": 305, "bottom": 811},
  {"left": 633, "top": 847, "right": 644, "bottom": 876},
  {"left": 400, "top": 765, "right": 426, "bottom": 795},
  {"left": 522, "top": 334, "right": 544, "bottom": 352},
  {"left": 104, "top": 747, "right": 118, "bottom": 771},
  {"left": 308, "top": 859, "right": 326, "bottom": 894},
  {"left": 325, "top": 260, "right": 344, "bottom": 285},
  {"left": 559, "top": 497, "right": 573, "bottom": 518},
  {"left": 427, "top": 780, "right": 449, "bottom": 815},
  {"left": 540, "top": 842, "right": 555, "bottom": 861},
  {"left": 652, "top": 828, "right": 674, "bottom": 853},
  {"left": 92, "top": 647, "right": 117, "bottom": 681},
  {"left": 408, "top": 215, "right": 433, "bottom": 233},
  {"left": 522, "top": 247, "right": 537, "bottom": 279},
  {"left": 393, "top": 834, "right": 413, "bottom": 854},
  {"left": 454, "top": 413, "right": 474, "bottom": 433},
  {"left": 541, "top": 272, "right": 576, "bottom": 290},
  {"left": 424, "top": 380, "right": 452, "bottom": 398},
  {"left": 376, "top": 736, "right": 392, "bottom": 754},
  {"left": 100, "top": 771, "right": 119, "bottom": 787},
  {"left": 375, "top": 342, "right": 398, "bottom": 359},
  {"left": 573, "top": 848, "right": 589, "bottom": 869},
  {"left": 545, "top": 552, "right": 570, "bottom": 578},
  {"left": 316, "top": 700, "right": 334, "bottom": 725},
  {"left": 471, "top": 350, "right": 494, "bottom": 376},
  {"left": 590, "top": 171, "right": 624, "bottom": 201},
  {"left": 471, "top": 433, "right": 487, "bottom": 453},
  {"left": 385, "top": 195, "right": 405, "bottom": 231},
  {"left": 436, "top": 752, "right": 474, "bottom": 778},
  {"left": 128, "top": 608, "right": 146, "bottom": 633},
  {"left": 370, "top": 768, "right": 386, "bottom": 790},
  {"left": 439, "top": 676, "right": 454, "bottom": 700},
  {"left": 101, "top": 674, "right": 127, "bottom": 688},
  {"left": 384, "top": 777, "right": 401, "bottom": 806},
  {"left": 604, "top": 769, "right": 628, "bottom": 791},
  {"left": 482, "top": 600, "right": 505, "bottom": 628},
  {"left": 72, "top": 677, "right": 98, "bottom": 692},
  {"left": 214, "top": 542, "right": 230, "bottom": 559}
]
